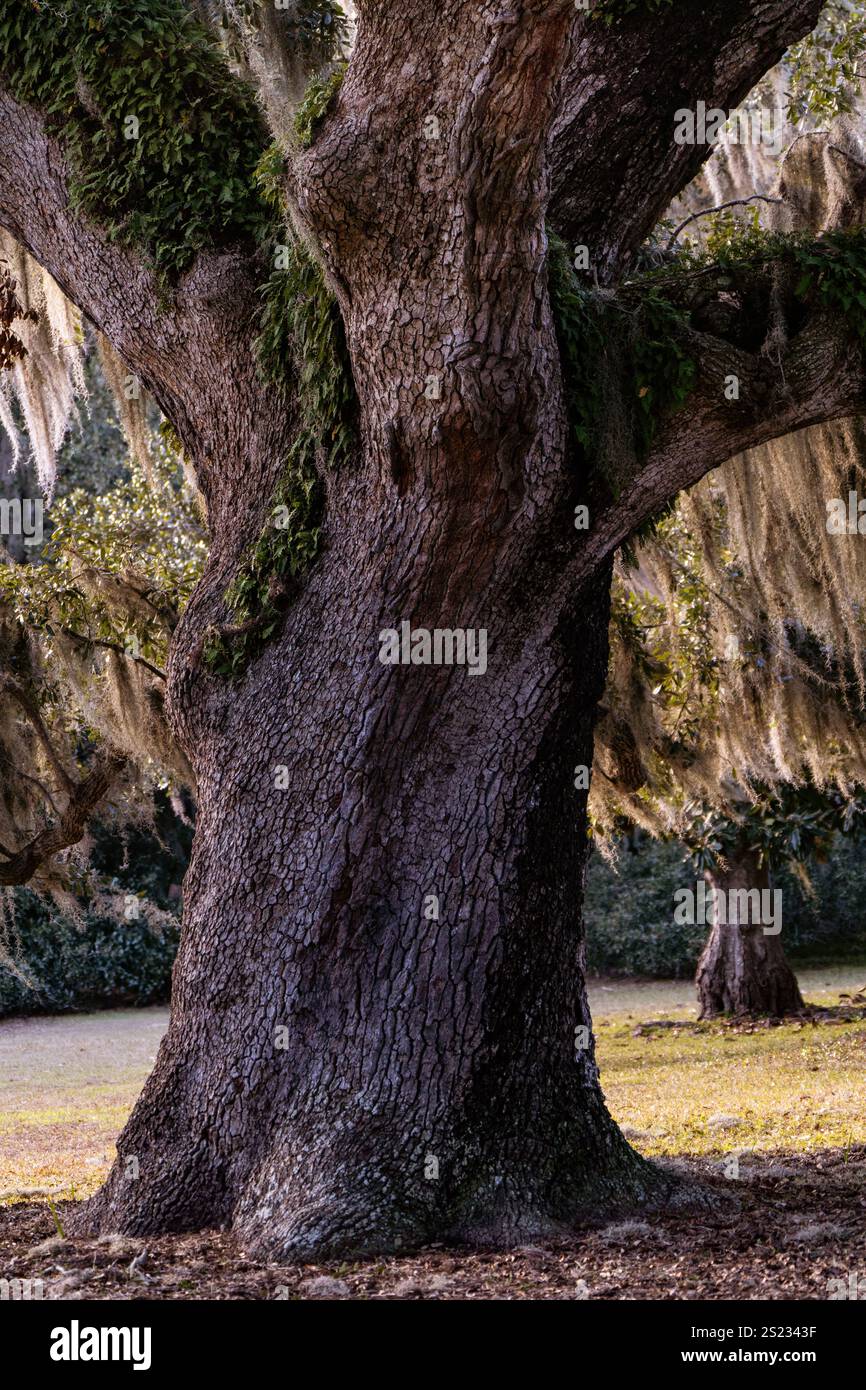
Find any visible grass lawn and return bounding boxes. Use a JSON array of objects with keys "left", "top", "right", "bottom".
[
  {"left": 2, "top": 972, "right": 866, "bottom": 1299},
  {"left": 0, "top": 964, "right": 864, "bottom": 1202},
  {"left": 0, "top": 1007, "right": 167, "bottom": 1202},
  {"left": 591, "top": 964, "right": 866, "bottom": 1161}
]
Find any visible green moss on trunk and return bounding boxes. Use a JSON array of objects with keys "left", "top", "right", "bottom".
[{"left": 202, "top": 238, "right": 356, "bottom": 679}]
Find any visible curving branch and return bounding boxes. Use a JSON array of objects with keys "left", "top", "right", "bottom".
[
  {"left": 549, "top": 0, "right": 825, "bottom": 279},
  {"left": 567, "top": 289, "right": 866, "bottom": 593},
  {"left": 0, "top": 749, "right": 126, "bottom": 887},
  {"left": 0, "top": 90, "right": 291, "bottom": 534},
  {"left": 666, "top": 196, "right": 784, "bottom": 249}
]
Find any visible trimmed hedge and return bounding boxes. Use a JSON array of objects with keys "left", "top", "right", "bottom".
[
  {"left": 0, "top": 890, "right": 178, "bottom": 1017},
  {"left": 584, "top": 837, "right": 706, "bottom": 978},
  {"left": 0, "top": 800, "right": 189, "bottom": 1018}
]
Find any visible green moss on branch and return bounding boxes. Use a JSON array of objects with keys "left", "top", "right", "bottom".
[
  {"left": 551, "top": 219, "right": 866, "bottom": 508},
  {"left": 643, "top": 222, "right": 866, "bottom": 345},
  {"left": 547, "top": 231, "right": 696, "bottom": 490},
  {"left": 0, "top": 0, "right": 275, "bottom": 277},
  {"left": 294, "top": 63, "right": 347, "bottom": 148}
]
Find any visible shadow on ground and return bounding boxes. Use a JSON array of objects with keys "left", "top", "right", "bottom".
[{"left": 0, "top": 1146, "right": 864, "bottom": 1299}]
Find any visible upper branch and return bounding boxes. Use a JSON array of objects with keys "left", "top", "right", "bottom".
[
  {"left": 570, "top": 250, "right": 866, "bottom": 586},
  {"left": 0, "top": 89, "right": 288, "bottom": 536},
  {"left": 549, "top": 0, "right": 824, "bottom": 279}
]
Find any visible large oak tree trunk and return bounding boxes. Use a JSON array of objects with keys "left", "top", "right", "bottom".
[
  {"left": 2, "top": 0, "right": 837, "bottom": 1264},
  {"left": 695, "top": 846, "right": 804, "bottom": 1019},
  {"left": 79, "top": 553, "right": 671, "bottom": 1258},
  {"left": 71, "top": 0, "right": 690, "bottom": 1261}
]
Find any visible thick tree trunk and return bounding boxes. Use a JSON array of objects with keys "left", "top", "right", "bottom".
[
  {"left": 695, "top": 847, "right": 804, "bottom": 1019},
  {"left": 77, "top": 555, "right": 676, "bottom": 1257},
  {"left": 1, "top": 0, "right": 859, "bottom": 1267},
  {"left": 68, "top": 0, "right": 692, "bottom": 1261}
]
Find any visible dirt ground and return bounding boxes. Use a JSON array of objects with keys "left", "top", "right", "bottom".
[{"left": 1, "top": 1146, "right": 864, "bottom": 1299}]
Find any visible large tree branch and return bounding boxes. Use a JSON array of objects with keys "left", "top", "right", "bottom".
[
  {"left": 0, "top": 91, "right": 291, "bottom": 539},
  {"left": 0, "top": 749, "right": 125, "bottom": 887},
  {"left": 570, "top": 301, "right": 866, "bottom": 590},
  {"left": 549, "top": 1, "right": 824, "bottom": 279}
]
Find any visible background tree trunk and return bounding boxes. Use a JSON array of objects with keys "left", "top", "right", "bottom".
[{"left": 695, "top": 846, "right": 804, "bottom": 1018}]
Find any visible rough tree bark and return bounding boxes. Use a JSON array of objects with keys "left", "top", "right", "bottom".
[
  {"left": 695, "top": 845, "right": 805, "bottom": 1019},
  {"left": 0, "top": 0, "right": 855, "bottom": 1257}
]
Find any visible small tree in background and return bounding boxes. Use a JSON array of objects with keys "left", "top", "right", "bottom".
[
  {"left": 683, "top": 786, "right": 866, "bottom": 1016},
  {"left": 0, "top": 419, "right": 203, "bottom": 896},
  {"left": 592, "top": 441, "right": 866, "bottom": 1015}
]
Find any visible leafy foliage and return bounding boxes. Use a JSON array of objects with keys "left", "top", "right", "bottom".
[
  {"left": 547, "top": 230, "right": 696, "bottom": 486},
  {"left": 275, "top": 0, "right": 348, "bottom": 63},
  {"left": 0, "top": 0, "right": 275, "bottom": 277},
  {"left": 547, "top": 231, "right": 605, "bottom": 460},
  {"left": 681, "top": 784, "right": 866, "bottom": 876},
  {"left": 794, "top": 227, "right": 866, "bottom": 342},
  {"left": 0, "top": 3, "right": 355, "bottom": 678},
  {"left": 256, "top": 238, "right": 355, "bottom": 446},
  {"left": 202, "top": 449, "right": 323, "bottom": 680},
  {"left": 253, "top": 141, "right": 287, "bottom": 214},
  {"left": 220, "top": 0, "right": 349, "bottom": 66},
  {"left": 585, "top": 829, "right": 866, "bottom": 978},
  {"left": 784, "top": 0, "right": 866, "bottom": 123},
  {"left": 633, "top": 221, "right": 866, "bottom": 376},
  {"left": 627, "top": 289, "right": 697, "bottom": 457},
  {"left": 294, "top": 63, "right": 347, "bottom": 148},
  {"left": 584, "top": 836, "right": 708, "bottom": 978},
  {"left": 0, "top": 891, "right": 178, "bottom": 1017},
  {"left": 0, "top": 800, "right": 190, "bottom": 1018},
  {"left": 0, "top": 444, "right": 206, "bottom": 675},
  {"left": 652, "top": 217, "right": 866, "bottom": 315},
  {"left": 0, "top": 428, "right": 201, "bottom": 902}
]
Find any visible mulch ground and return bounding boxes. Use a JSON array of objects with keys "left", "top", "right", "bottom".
[{"left": 2, "top": 1146, "right": 864, "bottom": 1300}]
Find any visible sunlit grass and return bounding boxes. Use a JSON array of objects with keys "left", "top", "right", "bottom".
[
  {"left": 0, "top": 1007, "right": 166, "bottom": 1204},
  {"left": 2, "top": 970, "right": 866, "bottom": 1207},
  {"left": 594, "top": 990, "right": 866, "bottom": 1158}
]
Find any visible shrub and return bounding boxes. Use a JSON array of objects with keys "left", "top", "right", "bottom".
[
  {"left": 0, "top": 799, "right": 189, "bottom": 1018},
  {"left": 584, "top": 833, "right": 866, "bottom": 977},
  {"left": 584, "top": 837, "right": 707, "bottom": 978},
  {"left": 0, "top": 890, "right": 178, "bottom": 1017}
]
